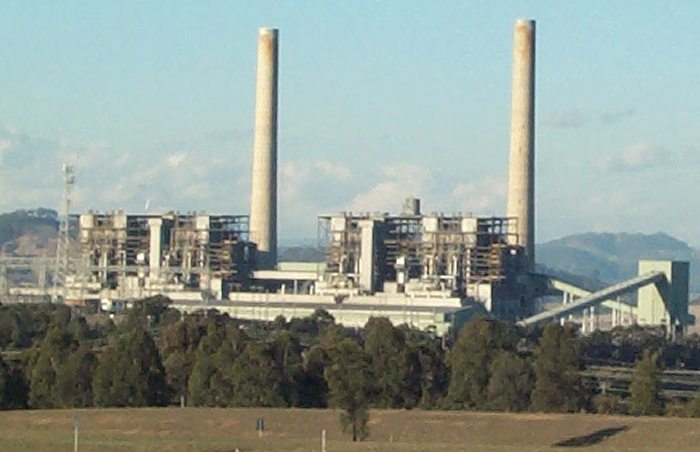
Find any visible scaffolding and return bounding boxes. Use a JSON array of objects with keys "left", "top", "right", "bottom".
[
  {"left": 163, "top": 213, "right": 251, "bottom": 284},
  {"left": 318, "top": 207, "right": 524, "bottom": 296},
  {"left": 76, "top": 211, "right": 253, "bottom": 299},
  {"left": 422, "top": 216, "right": 521, "bottom": 286}
]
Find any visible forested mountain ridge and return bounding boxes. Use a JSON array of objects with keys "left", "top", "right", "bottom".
[{"left": 537, "top": 232, "right": 700, "bottom": 292}]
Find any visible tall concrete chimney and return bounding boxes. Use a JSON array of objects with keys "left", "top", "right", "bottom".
[
  {"left": 506, "top": 19, "right": 536, "bottom": 272},
  {"left": 250, "top": 27, "right": 279, "bottom": 269}
]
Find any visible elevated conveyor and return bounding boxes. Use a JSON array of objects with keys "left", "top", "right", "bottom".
[
  {"left": 546, "top": 277, "right": 637, "bottom": 315},
  {"left": 518, "top": 271, "right": 667, "bottom": 327}
]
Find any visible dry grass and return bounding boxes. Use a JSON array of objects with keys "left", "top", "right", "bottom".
[{"left": 0, "top": 407, "right": 699, "bottom": 451}]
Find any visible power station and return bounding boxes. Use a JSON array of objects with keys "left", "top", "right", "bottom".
[{"left": 0, "top": 20, "right": 693, "bottom": 336}]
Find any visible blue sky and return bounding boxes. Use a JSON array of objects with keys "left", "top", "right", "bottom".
[{"left": 0, "top": 1, "right": 699, "bottom": 245}]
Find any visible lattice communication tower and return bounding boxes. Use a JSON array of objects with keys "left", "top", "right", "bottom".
[{"left": 53, "top": 164, "right": 75, "bottom": 302}]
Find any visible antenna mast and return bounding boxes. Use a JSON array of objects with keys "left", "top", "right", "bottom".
[{"left": 53, "top": 163, "right": 75, "bottom": 302}]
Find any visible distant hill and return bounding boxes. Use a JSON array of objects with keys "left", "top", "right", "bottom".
[
  {"left": 537, "top": 232, "right": 700, "bottom": 292},
  {"left": 0, "top": 209, "right": 58, "bottom": 256},
  {"left": 278, "top": 246, "right": 325, "bottom": 263}
]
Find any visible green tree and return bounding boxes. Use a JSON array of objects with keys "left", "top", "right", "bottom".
[
  {"left": 0, "top": 309, "right": 28, "bottom": 349},
  {"left": 593, "top": 393, "right": 624, "bottom": 414},
  {"left": 188, "top": 319, "right": 248, "bottom": 406},
  {"left": 28, "top": 353, "right": 58, "bottom": 408},
  {"left": 93, "top": 328, "right": 169, "bottom": 407},
  {"left": 0, "top": 354, "right": 7, "bottom": 409},
  {"left": 3, "top": 364, "right": 29, "bottom": 409},
  {"left": 188, "top": 318, "right": 227, "bottom": 406},
  {"left": 160, "top": 316, "right": 204, "bottom": 403},
  {"left": 297, "top": 345, "right": 329, "bottom": 408},
  {"left": 363, "top": 317, "right": 418, "bottom": 408},
  {"left": 531, "top": 324, "right": 584, "bottom": 413},
  {"left": 629, "top": 349, "right": 664, "bottom": 416},
  {"left": 324, "top": 338, "right": 372, "bottom": 442},
  {"left": 227, "top": 341, "right": 286, "bottom": 407},
  {"left": 686, "top": 396, "right": 700, "bottom": 418},
  {"left": 486, "top": 350, "right": 533, "bottom": 412},
  {"left": 9, "top": 313, "right": 27, "bottom": 349},
  {"left": 66, "top": 316, "right": 91, "bottom": 343},
  {"left": 56, "top": 346, "right": 97, "bottom": 407},
  {"left": 0, "top": 304, "right": 68, "bottom": 349},
  {"left": 403, "top": 328, "right": 449, "bottom": 409},
  {"left": 288, "top": 309, "right": 335, "bottom": 345},
  {"left": 319, "top": 323, "right": 357, "bottom": 350},
  {"left": 120, "top": 295, "right": 172, "bottom": 332},
  {"left": 27, "top": 322, "right": 77, "bottom": 408},
  {"left": 268, "top": 330, "right": 304, "bottom": 406},
  {"left": 447, "top": 317, "right": 519, "bottom": 409}
]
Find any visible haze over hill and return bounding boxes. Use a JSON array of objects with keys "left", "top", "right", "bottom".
[{"left": 537, "top": 232, "right": 700, "bottom": 293}]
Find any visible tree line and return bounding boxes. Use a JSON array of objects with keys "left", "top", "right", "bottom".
[{"left": 1, "top": 297, "right": 700, "bottom": 441}]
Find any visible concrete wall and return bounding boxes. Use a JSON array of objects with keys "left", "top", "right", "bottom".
[
  {"left": 359, "top": 219, "right": 377, "bottom": 293},
  {"left": 175, "top": 302, "right": 455, "bottom": 335},
  {"left": 637, "top": 260, "right": 689, "bottom": 330}
]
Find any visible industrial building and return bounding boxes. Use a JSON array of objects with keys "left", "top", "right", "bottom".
[
  {"left": 0, "top": 20, "right": 693, "bottom": 336},
  {"left": 316, "top": 202, "right": 527, "bottom": 319},
  {"left": 72, "top": 212, "right": 253, "bottom": 301}
]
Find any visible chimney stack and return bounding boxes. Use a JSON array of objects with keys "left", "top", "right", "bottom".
[
  {"left": 506, "top": 19, "right": 536, "bottom": 272},
  {"left": 250, "top": 27, "right": 279, "bottom": 269}
]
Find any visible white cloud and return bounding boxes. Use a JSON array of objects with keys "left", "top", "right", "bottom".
[
  {"left": 678, "top": 146, "right": 700, "bottom": 167},
  {"left": 279, "top": 160, "right": 355, "bottom": 202},
  {"left": 598, "top": 142, "right": 670, "bottom": 172},
  {"left": 449, "top": 177, "right": 506, "bottom": 213},
  {"left": 13, "top": 124, "right": 677, "bottom": 244},
  {"left": 0, "top": 125, "right": 509, "bottom": 241},
  {"left": 347, "top": 164, "right": 432, "bottom": 212},
  {"left": 543, "top": 109, "right": 590, "bottom": 129},
  {"left": 348, "top": 181, "right": 410, "bottom": 212},
  {"left": 0, "top": 126, "right": 63, "bottom": 209},
  {"left": 183, "top": 182, "right": 210, "bottom": 200},
  {"left": 0, "top": 139, "right": 12, "bottom": 166},
  {"left": 98, "top": 182, "right": 137, "bottom": 204},
  {"left": 277, "top": 160, "right": 357, "bottom": 237},
  {"left": 0, "top": 139, "right": 11, "bottom": 152},
  {"left": 346, "top": 164, "right": 506, "bottom": 216},
  {"left": 313, "top": 160, "right": 352, "bottom": 181},
  {"left": 114, "top": 153, "right": 130, "bottom": 168},
  {"left": 584, "top": 191, "right": 635, "bottom": 214},
  {"left": 166, "top": 153, "right": 187, "bottom": 168},
  {"left": 600, "top": 108, "right": 636, "bottom": 125},
  {"left": 544, "top": 107, "right": 636, "bottom": 129}
]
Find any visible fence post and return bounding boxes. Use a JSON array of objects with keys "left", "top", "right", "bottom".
[{"left": 73, "top": 415, "right": 80, "bottom": 452}]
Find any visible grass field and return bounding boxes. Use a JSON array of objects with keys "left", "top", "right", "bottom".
[{"left": 1, "top": 407, "right": 699, "bottom": 451}]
